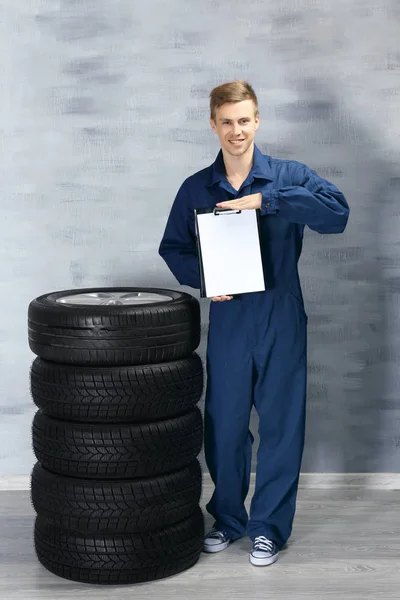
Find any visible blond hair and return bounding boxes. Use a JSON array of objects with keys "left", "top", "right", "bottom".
[{"left": 209, "top": 80, "right": 259, "bottom": 121}]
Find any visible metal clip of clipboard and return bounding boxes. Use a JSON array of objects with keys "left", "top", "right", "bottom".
[{"left": 213, "top": 208, "right": 242, "bottom": 216}]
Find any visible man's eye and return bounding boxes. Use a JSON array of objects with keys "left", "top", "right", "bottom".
[{"left": 222, "top": 120, "right": 248, "bottom": 125}]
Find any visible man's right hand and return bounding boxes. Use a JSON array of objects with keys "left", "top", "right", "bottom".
[{"left": 211, "top": 296, "right": 233, "bottom": 302}]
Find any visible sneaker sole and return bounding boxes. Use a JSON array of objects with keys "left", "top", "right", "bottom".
[
  {"left": 249, "top": 552, "right": 279, "bottom": 566},
  {"left": 202, "top": 540, "right": 231, "bottom": 553}
]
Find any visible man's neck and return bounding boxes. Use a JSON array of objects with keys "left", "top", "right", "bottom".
[{"left": 221, "top": 142, "right": 255, "bottom": 180}]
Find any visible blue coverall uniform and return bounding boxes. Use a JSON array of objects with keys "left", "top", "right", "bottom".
[{"left": 158, "top": 145, "right": 349, "bottom": 549}]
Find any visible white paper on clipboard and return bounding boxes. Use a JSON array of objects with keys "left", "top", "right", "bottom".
[{"left": 194, "top": 208, "right": 266, "bottom": 298}]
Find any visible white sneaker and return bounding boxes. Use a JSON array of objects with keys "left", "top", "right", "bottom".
[
  {"left": 203, "top": 527, "right": 232, "bottom": 553},
  {"left": 249, "top": 536, "right": 279, "bottom": 566}
]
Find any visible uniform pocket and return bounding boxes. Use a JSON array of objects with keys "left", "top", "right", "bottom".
[{"left": 287, "top": 292, "right": 308, "bottom": 321}]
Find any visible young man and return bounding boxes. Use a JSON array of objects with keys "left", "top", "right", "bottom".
[{"left": 158, "top": 81, "right": 349, "bottom": 567}]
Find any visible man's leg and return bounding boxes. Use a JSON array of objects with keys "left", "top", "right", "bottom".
[
  {"left": 203, "top": 300, "right": 254, "bottom": 541},
  {"left": 246, "top": 292, "right": 308, "bottom": 549}
]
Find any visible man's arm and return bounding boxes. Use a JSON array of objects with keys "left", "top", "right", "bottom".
[
  {"left": 217, "top": 162, "right": 349, "bottom": 234},
  {"left": 158, "top": 182, "right": 201, "bottom": 289},
  {"left": 259, "top": 162, "right": 349, "bottom": 234}
]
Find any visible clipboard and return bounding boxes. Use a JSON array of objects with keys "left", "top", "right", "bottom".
[{"left": 194, "top": 207, "right": 266, "bottom": 298}]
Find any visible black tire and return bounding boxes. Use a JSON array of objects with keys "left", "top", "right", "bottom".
[
  {"left": 31, "top": 460, "right": 202, "bottom": 534},
  {"left": 30, "top": 354, "right": 203, "bottom": 423},
  {"left": 34, "top": 506, "right": 204, "bottom": 585},
  {"left": 32, "top": 408, "right": 203, "bottom": 479},
  {"left": 28, "top": 287, "right": 200, "bottom": 365}
]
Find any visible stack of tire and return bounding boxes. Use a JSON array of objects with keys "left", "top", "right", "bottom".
[{"left": 28, "top": 287, "right": 205, "bottom": 585}]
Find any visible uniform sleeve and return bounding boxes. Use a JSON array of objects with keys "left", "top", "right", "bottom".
[
  {"left": 259, "top": 162, "right": 350, "bottom": 234},
  {"left": 158, "top": 182, "right": 201, "bottom": 289}
]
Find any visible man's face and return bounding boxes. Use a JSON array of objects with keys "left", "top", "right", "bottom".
[{"left": 210, "top": 99, "right": 260, "bottom": 158}]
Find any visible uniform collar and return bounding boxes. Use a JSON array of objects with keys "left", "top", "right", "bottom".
[{"left": 207, "top": 144, "right": 275, "bottom": 187}]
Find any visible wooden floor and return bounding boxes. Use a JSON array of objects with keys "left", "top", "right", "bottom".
[{"left": 0, "top": 484, "right": 399, "bottom": 599}]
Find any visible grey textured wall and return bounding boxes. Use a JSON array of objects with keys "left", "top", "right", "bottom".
[{"left": 1, "top": 0, "right": 399, "bottom": 476}]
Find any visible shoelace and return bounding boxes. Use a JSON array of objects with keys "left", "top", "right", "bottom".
[{"left": 253, "top": 536, "right": 275, "bottom": 553}]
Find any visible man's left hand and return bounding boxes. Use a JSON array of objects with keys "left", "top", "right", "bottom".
[{"left": 216, "top": 192, "right": 262, "bottom": 211}]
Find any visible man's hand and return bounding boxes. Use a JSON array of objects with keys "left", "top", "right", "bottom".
[
  {"left": 216, "top": 192, "right": 262, "bottom": 211},
  {"left": 211, "top": 296, "right": 233, "bottom": 302}
]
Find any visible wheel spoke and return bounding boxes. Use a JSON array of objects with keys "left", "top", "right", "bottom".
[{"left": 56, "top": 291, "right": 173, "bottom": 305}]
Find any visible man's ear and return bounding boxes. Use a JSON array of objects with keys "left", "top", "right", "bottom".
[
  {"left": 254, "top": 113, "right": 260, "bottom": 130},
  {"left": 210, "top": 118, "right": 217, "bottom": 133}
]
